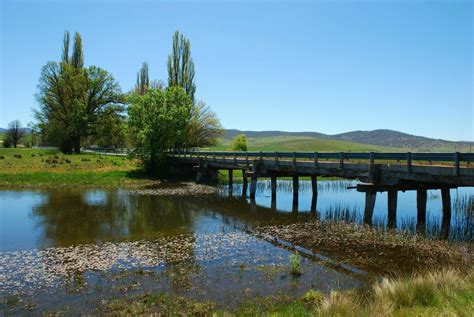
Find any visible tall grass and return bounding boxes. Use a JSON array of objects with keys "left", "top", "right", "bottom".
[{"left": 227, "top": 268, "right": 474, "bottom": 316}]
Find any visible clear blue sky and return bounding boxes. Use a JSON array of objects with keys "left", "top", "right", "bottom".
[{"left": 1, "top": 0, "right": 472, "bottom": 141}]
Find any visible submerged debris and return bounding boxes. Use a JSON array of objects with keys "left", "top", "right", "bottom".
[{"left": 128, "top": 182, "right": 219, "bottom": 196}]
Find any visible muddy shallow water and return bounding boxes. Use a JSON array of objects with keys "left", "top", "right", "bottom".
[{"left": 0, "top": 181, "right": 472, "bottom": 313}]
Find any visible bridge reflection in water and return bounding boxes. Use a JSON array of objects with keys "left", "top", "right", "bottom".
[{"left": 177, "top": 150, "right": 474, "bottom": 240}]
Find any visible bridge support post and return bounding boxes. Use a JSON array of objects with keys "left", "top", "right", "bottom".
[
  {"left": 363, "top": 191, "right": 376, "bottom": 225},
  {"left": 292, "top": 176, "right": 299, "bottom": 213},
  {"left": 387, "top": 191, "right": 398, "bottom": 228},
  {"left": 250, "top": 175, "right": 257, "bottom": 199},
  {"left": 271, "top": 176, "right": 277, "bottom": 202},
  {"left": 228, "top": 169, "right": 233, "bottom": 195},
  {"left": 416, "top": 189, "right": 427, "bottom": 231},
  {"left": 310, "top": 176, "right": 318, "bottom": 213},
  {"left": 441, "top": 189, "right": 451, "bottom": 239},
  {"left": 242, "top": 170, "right": 248, "bottom": 197}
]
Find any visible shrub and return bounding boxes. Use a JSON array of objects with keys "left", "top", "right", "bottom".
[
  {"left": 13, "top": 154, "right": 22, "bottom": 159},
  {"left": 289, "top": 253, "right": 302, "bottom": 276},
  {"left": 0, "top": 155, "right": 5, "bottom": 159},
  {"left": 302, "top": 290, "right": 324, "bottom": 305},
  {"left": 231, "top": 134, "right": 248, "bottom": 151},
  {"left": 3, "top": 138, "right": 12, "bottom": 148}
]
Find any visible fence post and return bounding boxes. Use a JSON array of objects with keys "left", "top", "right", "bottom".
[
  {"left": 339, "top": 152, "right": 344, "bottom": 169},
  {"left": 293, "top": 152, "right": 296, "bottom": 167},
  {"left": 314, "top": 152, "right": 318, "bottom": 168},
  {"left": 369, "top": 152, "right": 375, "bottom": 165},
  {"left": 275, "top": 151, "right": 279, "bottom": 165},
  {"left": 454, "top": 152, "right": 460, "bottom": 176}
]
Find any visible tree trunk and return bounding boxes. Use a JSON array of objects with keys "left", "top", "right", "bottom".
[
  {"left": 73, "top": 136, "right": 81, "bottom": 154},
  {"left": 60, "top": 138, "right": 73, "bottom": 154}
]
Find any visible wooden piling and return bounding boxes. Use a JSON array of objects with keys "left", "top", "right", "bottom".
[
  {"left": 387, "top": 191, "right": 398, "bottom": 228},
  {"left": 241, "top": 170, "right": 248, "bottom": 197},
  {"left": 363, "top": 191, "right": 376, "bottom": 225},
  {"left": 271, "top": 176, "right": 277, "bottom": 202},
  {"left": 292, "top": 176, "right": 299, "bottom": 212},
  {"left": 310, "top": 193, "right": 317, "bottom": 214},
  {"left": 250, "top": 175, "right": 257, "bottom": 199},
  {"left": 416, "top": 189, "right": 427, "bottom": 226},
  {"left": 311, "top": 175, "right": 318, "bottom": 197},
  {"left": 228, "top": 169, "right": 233, "bottom": 194},
  {"left": 441, "top": 188, "right": 451, "bottom": 238}
]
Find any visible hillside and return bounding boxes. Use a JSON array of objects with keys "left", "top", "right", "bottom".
[
  {"left": 223, "top": 129, "right": 473, "bottom": 152},
  {"left": 333, "top": 129, "right": 472, "bottom": 152},
  {"left": 210, "top": 136, "right": 399, "bottom": 152}
]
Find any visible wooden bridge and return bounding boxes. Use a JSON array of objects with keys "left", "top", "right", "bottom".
[{"left": 175, "top": 150, "right": 474, "bottom": 232}]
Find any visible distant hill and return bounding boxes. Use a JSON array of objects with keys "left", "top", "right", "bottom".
[
  {"left": 0, "top": 127, "right": 31, "bottom": 133},
  {"left": 224, "top": 129, "right": 329, "bottom": 140},
  {"left": 224, "top": 129, "right": 473, "bottom": 152}
]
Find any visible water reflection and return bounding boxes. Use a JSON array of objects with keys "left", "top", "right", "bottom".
[{"left": 0, "top": 181, "right": 472, "bottom": 251}]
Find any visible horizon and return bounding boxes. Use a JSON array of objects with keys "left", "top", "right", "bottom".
[{"left": 1, "top": 0, "right": 473, "bottom": 142}]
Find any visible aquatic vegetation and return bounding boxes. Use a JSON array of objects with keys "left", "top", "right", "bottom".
[
  {"left": 256, "top": 220, "right": 473, "bottom": 275},
  {"left": 289, "top": 253, "right": 302, "bottom": 276}
]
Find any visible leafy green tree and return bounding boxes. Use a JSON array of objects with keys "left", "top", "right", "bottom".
[
  {"left": 167, "top": 31, "right": 196, "bottom": 102},
  {"left": 92, "top": 109, "right": 128, "bottom": 148},
  {"left": 34, "top": 31, "right": 123, "bottom": 153},
  {"left": 231, "top": 134, "right": 248, "bottom": 151},
  {"left": 128, "top": 86, "right": 192, "bottom": 174},
  {"left": 4, "top": 120, "right": 26, "bottom": 148},
  {"left": 187, "top": 101, "right": 224, "bottom": 148}
]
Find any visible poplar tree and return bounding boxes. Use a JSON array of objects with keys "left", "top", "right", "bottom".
[
  {"left": 135, "top": 62, "right": 150, "bottom": 95},
  {"left": 71, "top": 32, "right": 84, "bottom": 68},
  {"left": 167, "top": 31, "right": 196, "bottom": 102}
]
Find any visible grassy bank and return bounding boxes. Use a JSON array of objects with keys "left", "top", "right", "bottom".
[
  {"left": 102, "top": 268, "right": 474, "bottom": 316},
  {"left": 0, "top": 148, "right": 151, "bottom": 187}
]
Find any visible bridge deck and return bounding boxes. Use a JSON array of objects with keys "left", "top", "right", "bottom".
[{"left": 176, "top": 151, "right": 474, "bottom": 188}]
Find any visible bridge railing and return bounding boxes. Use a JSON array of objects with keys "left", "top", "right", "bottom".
[{"left": 174, "top": 150, "right": 474, "bottom": 165}]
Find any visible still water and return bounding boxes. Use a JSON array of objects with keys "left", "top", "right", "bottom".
[{"left": 0, "top": 180, "right": 472, "bottom": 313}]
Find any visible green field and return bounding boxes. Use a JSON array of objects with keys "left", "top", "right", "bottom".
[
  {"left": 208, "top": 135, "right": 400, "bottom": 152},
  {"left": 0, "top": 148, "right": 151, "bottom": 187}
]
